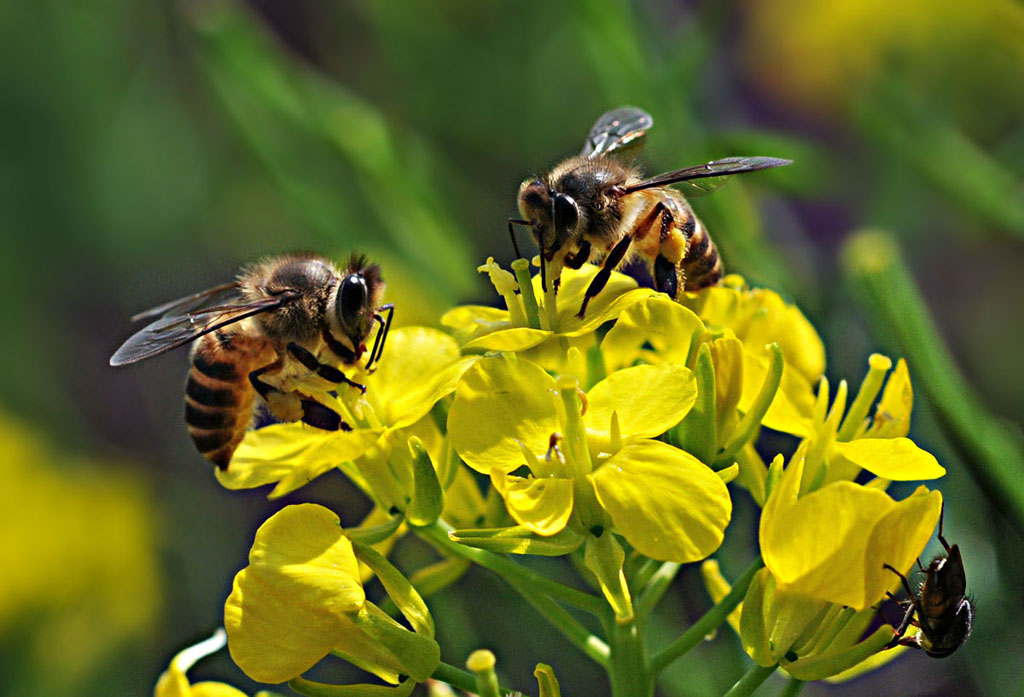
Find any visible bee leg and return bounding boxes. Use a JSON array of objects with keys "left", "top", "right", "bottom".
[
  {"left": 298, "top": 397, "right": 349, "bottom": 431},
  {"left": 564, "top": 241, "right": 592, "bottom": 270},
  {"left": 365, "top": 304, "right": 395, "bottom": 372},
  {"left": 508, "top": 218, "right": 530, "bottom": 260},
  {"left": 287, "top": 342, "right": 366, "bottom": 394},
  {"left": 883, "top": 563, "right": 918, "bottom": 599},
  {"left": 936, "top": 501, "right": 953, "bottom": 554},
  {"left": 885, "top": 603, "right": 919, "bottom": 649},
  {"left": 654, "top": 254, "right": 679, "bottom": 299},
  {"left": 882, "top": 562, "right": 924, "bottom": 648},
  {"left": 576, "top": 234, "right": 633, "bottom": 318}
]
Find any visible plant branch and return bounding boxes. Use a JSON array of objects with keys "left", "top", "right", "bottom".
[
  {"left": 414, "top": 520, "right": 608, "bottom": 616},
  {"left": 650, "top": 557, "right": 763, "bottom": 673}
]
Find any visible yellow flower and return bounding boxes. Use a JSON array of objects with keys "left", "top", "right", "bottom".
[
  {"left": 736, "top": 567, "right": 906, "bottom": 681},
  {"left": 760, "top": 449, "right": 942, "bottom": 610},
  {"left": 442, "top": 258, "right": 655, "bottom": 372},
  {"left": 217, "top": 327, "right": 473, "bottom": 501},
  {"left": 447, "top": 354, "right": 732, "bottom": 617},
  {"left": 154, "top": 629, "right": 248, "bottom": 697},
  {"left": 224, "top": 504, "right": 439, "bottom": 686}
]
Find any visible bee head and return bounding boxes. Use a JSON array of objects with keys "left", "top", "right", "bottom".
[{"left": 518, "top": 179, "right": 580, "bottom": 260}]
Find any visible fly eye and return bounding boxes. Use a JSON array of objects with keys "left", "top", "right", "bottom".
[
  {"left": 338, "top": 274, "right": 368, "bottom": 328},
  {"left": 553, "top": 193, "right": 578, "bottom": 233}
]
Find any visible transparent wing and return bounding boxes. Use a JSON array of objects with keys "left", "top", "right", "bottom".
[
  {"left": 581, "top": 106, "right": 654, "bottom": 160},
  {"left": 129, "top": 282, "right": 240, "bottom": 322},
  {"left": 110, "top": 291, "right": 296, "bottom": 366},
  {"left": 622, "top": 156, "right": 792, "bottom": 195}
]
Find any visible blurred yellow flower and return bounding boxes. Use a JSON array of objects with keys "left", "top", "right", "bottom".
[{"left": 0, "top": 411, "right": 160, "bottom": 687}]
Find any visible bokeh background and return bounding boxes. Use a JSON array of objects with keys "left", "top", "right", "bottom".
[{"left": 2, "top": 0, "right": 1021, "bottom": 695}]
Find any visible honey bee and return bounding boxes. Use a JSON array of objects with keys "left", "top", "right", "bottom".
[
  {"left": 510, "top": 107, "right": 791, "bottom": 317},
  {"left": 110, "top": 253, "right": 393, "bottom": 468},
  {"left": 882, "top": 505, "right": 974, "bottom": 658}
]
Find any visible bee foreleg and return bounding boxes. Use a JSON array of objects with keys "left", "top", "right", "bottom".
[
  {"left": 287, "top": 342, "right": 366, "bottom": 393},
  {"left": 564, "top": 240, "right": 592, "bottom": 270},
  {"left": 576, "top": 234, "right": 632, "bottom": 318},
  {"left": 365, "top": 303, "right": 395, "bottom": 372},
  {"left": 508, "top": 218, "right": 530, "bottom": 260}
]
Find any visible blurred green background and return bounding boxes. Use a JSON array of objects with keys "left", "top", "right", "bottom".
[{"left": 1, "top": 0, "right": 1021, "bottom": 695}]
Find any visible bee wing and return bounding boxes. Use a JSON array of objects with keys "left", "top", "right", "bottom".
[
  {"left": 621, "top": 156, "right": 792, "bottom": 195},
  {"left": 109, "top": 292, "right": 295, "bottom": 366},
  {"left": 129, "top": 282, "right": 241, "bottom": 323},
  {"left": 581, "top": 106, "right": 654, "bottom": 160}
]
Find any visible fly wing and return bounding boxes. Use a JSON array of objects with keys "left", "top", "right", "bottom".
[
  {"left": 581, "top": 106, "right": 654, "bottom": 160},
  {"left": 621, "top": 156, "right": 792, "bottom": 195},
  {"left": 110, "top": 291, "right": 296, "bottom": 366}
]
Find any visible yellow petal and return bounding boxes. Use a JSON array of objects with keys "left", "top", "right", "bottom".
[
  {"left": 155, "top": 630, "right": 247, "bottom": 697},
  {"left": 562, "top": 288, "right": 657, "bottom": 336},
  {"left": 440, "top": 305, "right": 510, "bottom": 345},
  {"left": 219, "top": 425, "right": 384, "bottom": 498},
  {"left": 600, "top": 295, "right": 704, "bottom": 371},
  {"left": 490, "top": 470, "right": 574, "bottom": 536},
  {"left": 448, "top": 356, "right": 559, "bottom": 473},
  {"left": 740, "top": 349, "right": 814, "bottom": 437},
  {"left": 590, "top": 440, "right": 732, "bottom": 562},
  {"left": 224, "top": 504, "right": 365, "bottom": 683},
  {"left": 190, "top": 684, "right": 249, "bottom": 697},
  {"left": 368, "top": 327, "right": 470, "bottom": 427},
  {"left": 709, "top": 337, "right": 744, "bottom": 436},
  {"left": 699, "top": 284, "right": 825, "bottom": 385},
  {"left": 585, "top": 363, "right": 697, "bottom": 449},
  {"left": 463, "top": 327, "right": 552, "bottom": 353},
  {"left": 762, "top": 475, "right": 942, "bottom": 609},
  {"left": 866, "top": 358, "right": 913, "bottom": 438},
  {"left": 830, "top": 437, "right": 945, "bottom": 481}
]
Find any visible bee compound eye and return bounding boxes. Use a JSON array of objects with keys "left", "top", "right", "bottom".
[
  {"left": 338, "top": 274, "right": 368, "bottom": 329},
  {"left": 553, "top": 193, "right": 579, "bottom": 233}
]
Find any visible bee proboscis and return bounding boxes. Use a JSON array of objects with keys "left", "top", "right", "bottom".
[
  {"left": 110, "top": 253, "right": 393, "bottom": 468},
  {"left": 882, "top": 504, "right": 974, "bottom": 658},
  {"left": 510, "top": 106, "right": 791, "bottom": 316}
]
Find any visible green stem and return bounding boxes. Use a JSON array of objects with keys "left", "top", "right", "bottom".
[
  {"left": 415, "top": 521, "right": 608, "bottom": 615},
  {"left": 605, "top": 615, "right": 654, "bottom": 697},
  {"left": 843, "top": 230, "right": 1024, "bottom": 534},
  {"left": 505, "top": 576, "right": 611, "bottom": 666},
  {"left": 650, "top": 557, "right": 763, "bottom": 673},
  {"left": 777, "top": 677, "right": 805, "bottom": 697},
  {"left": 636, "top": 561, "right": 682, "bottom": 619},
  {"left": 722, "top": 663, "right": 777, "bottom": 697},
  {"left": 512, "top": 258, "right": 542, "bottom": 330},
  {"left": 431, "top": 661, "right": 524, "bottom": 697}
]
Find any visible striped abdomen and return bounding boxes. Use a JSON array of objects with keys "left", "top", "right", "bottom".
[
  {"left": 184, "top": 329, "right": 274, "bottom": 468},
  {"left": 679, "top": 215, "right": 722, "bottom": 290}
]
